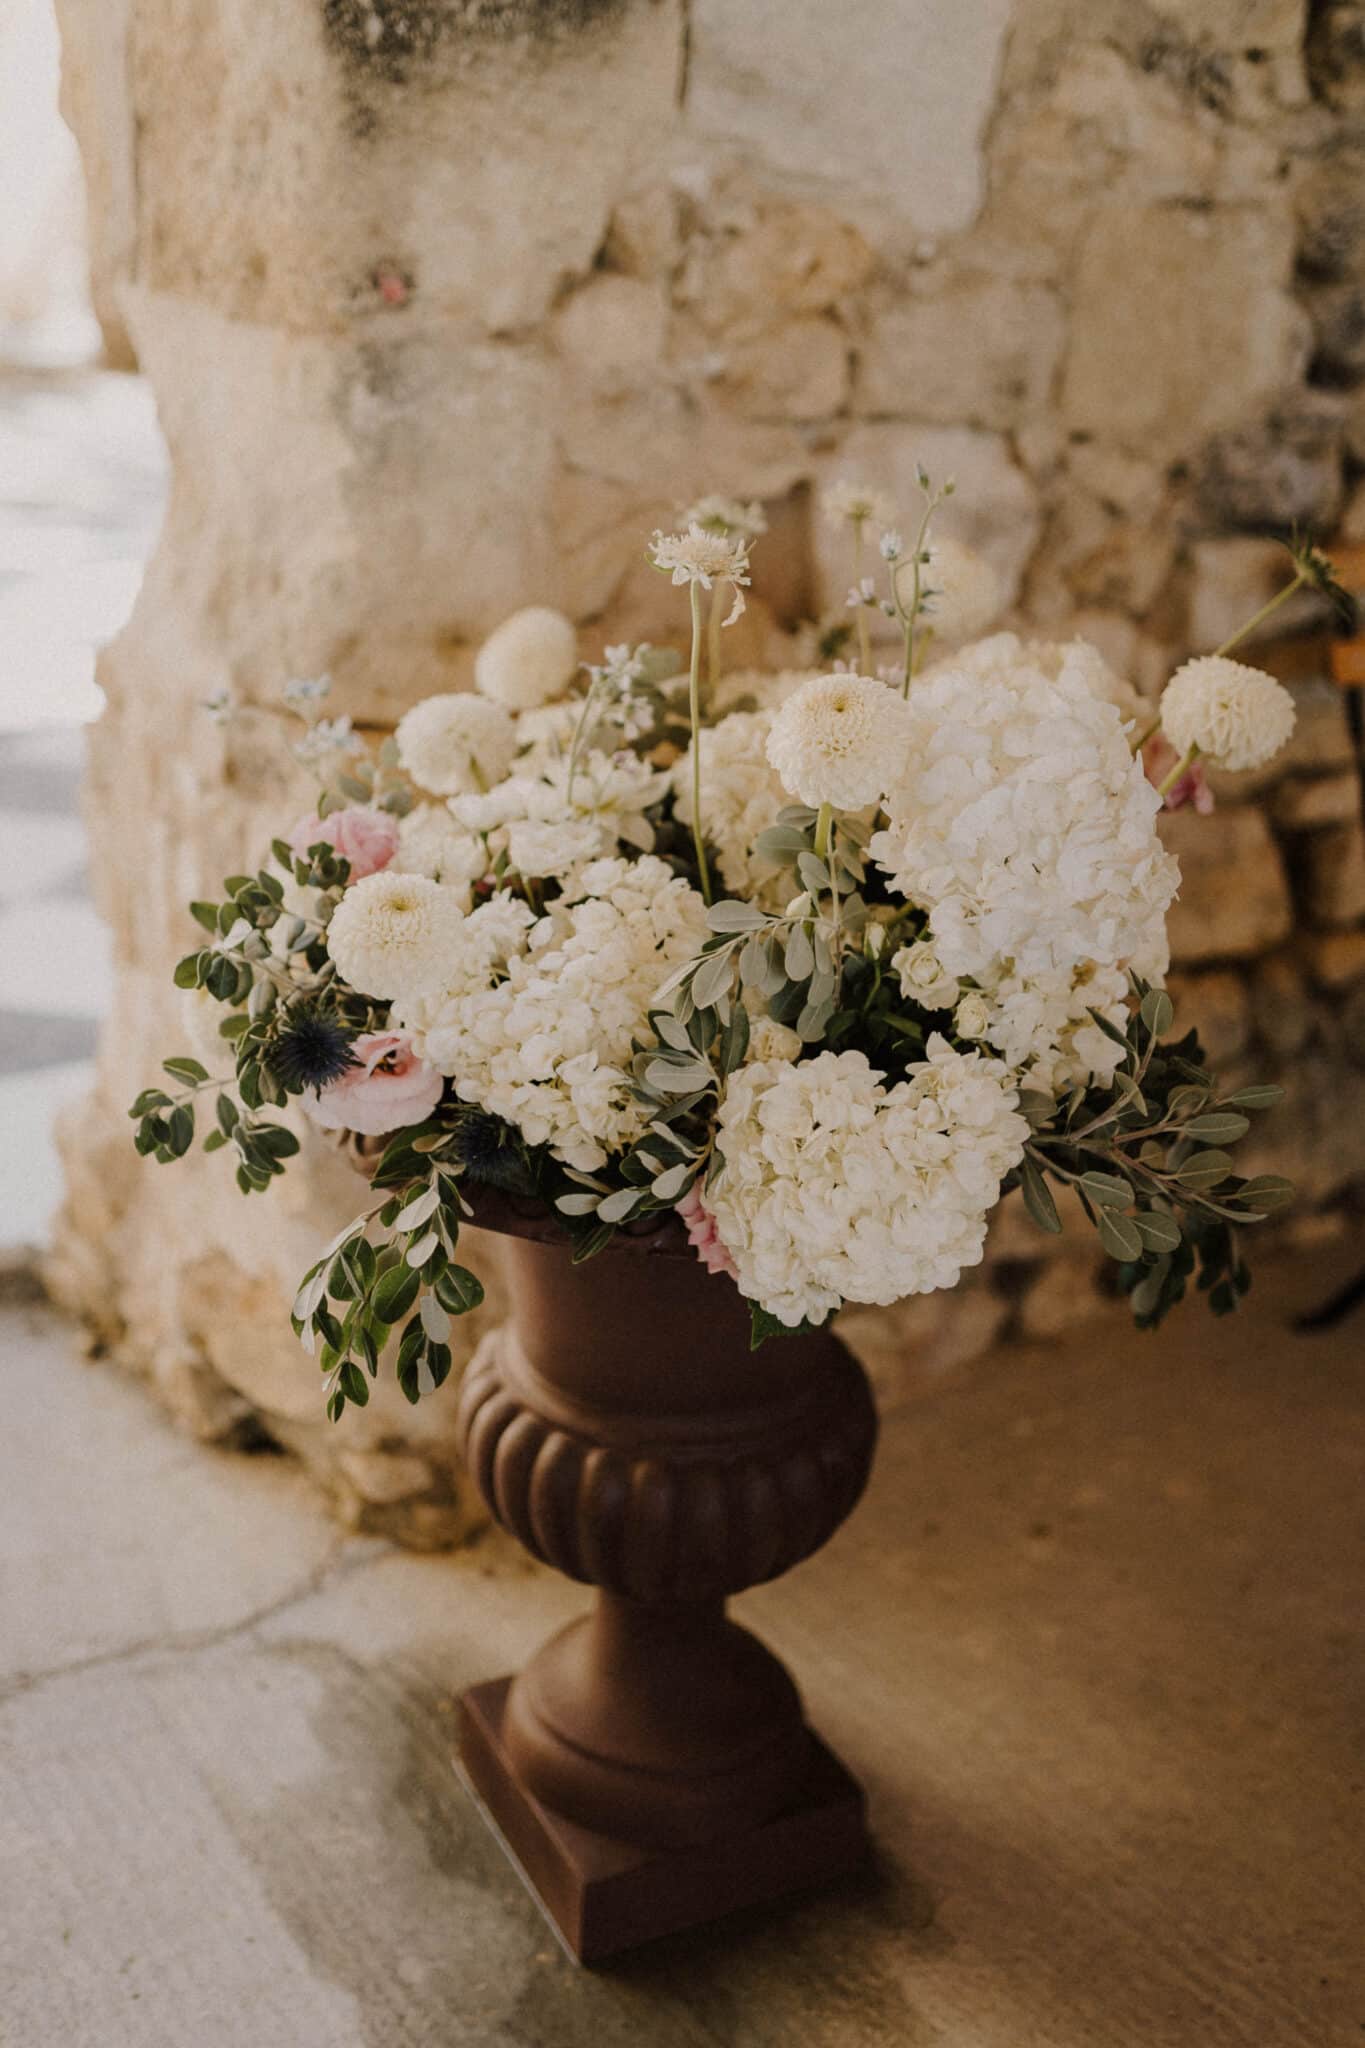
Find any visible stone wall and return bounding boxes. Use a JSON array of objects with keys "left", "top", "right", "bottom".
[{"left": 49, "top": 0, "right": 1365, "bottom": 1534}]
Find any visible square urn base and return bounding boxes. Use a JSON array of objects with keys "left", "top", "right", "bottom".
[{"left": 456, "top": 1678, "right": 870, "bottom": 1965}]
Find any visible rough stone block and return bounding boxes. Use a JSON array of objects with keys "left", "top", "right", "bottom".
[
  {"left": 1062, "top": 205, "right": 1306, "bottom": 451},
  {"left": 1298, "top": 822, "right": 1365, "bottom": 926},
  {"left": 686, "top": 0, "right": 1013, "bottom": 235},
  {"left": 857, "top": 277, "right": 1065, "bottom": 428},
  {"left": 1162, "top": 806, "right": 1293, "bottom": 963}
]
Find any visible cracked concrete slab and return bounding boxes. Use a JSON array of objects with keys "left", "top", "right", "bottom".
[{"left": 2, "top": 1249, "right": 1363, "bottom": 2045}]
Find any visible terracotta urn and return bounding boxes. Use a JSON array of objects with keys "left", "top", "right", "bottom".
[{"left": 451, "top": 1192, "right": 878, "bottom": 1963}]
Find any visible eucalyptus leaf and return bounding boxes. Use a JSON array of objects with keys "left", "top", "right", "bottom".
[
  {"left": 706, "top": 899, "right": 766, "bottom": 933},
  {"left": 1097, "top": 1208, "right": 1143, "bottom": 1262}
]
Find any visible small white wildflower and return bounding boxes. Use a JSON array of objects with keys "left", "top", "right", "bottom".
[
  {"left": 892, "top": 940, "right": 960, "bottom": 1011},
  {"left": 326, "top": 870, "right": 468, "bottom": 1001},
  {"left": 395, "top": 693, "right": 517, "bottom": 797},
  {"left": 292, "top": 716, "right": 362, "bottom": 765},
  {"left": 766, "top": 673, "right": 914, "bottom": 811},
  {"left": 846, "top": 578, "right": 878, "bottom": 612},
  {"left": 282, "top": 673, "right": 333, "bottom": 713},
  {"left": 1159, "top": 655, "right": 1296, "bottom": 773},
  {"left": 649, "top": 524, "right": 751, "bottom": 624},
  {"left": 679, "top": 495, "right": 768, "bottom": 540},
  {"left": 203, "top": 689, "right": 235, "bottom": 725},
  {"left": 899, "top": 537, "right": 1001, "bottom": 646},
  {"left": 474, "top": 607, "right": 578, "bottom": 711},
  {"left": 822, "top": 480, "right": 896, "bottom": 530},
  {"left": 879, "top": 530, "right": 903, "bottom": 563}
]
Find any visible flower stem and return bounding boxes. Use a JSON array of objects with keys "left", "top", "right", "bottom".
[
  {"left": 1130, "top": 711, "right": 1163, "bottom": 754},
  {"left": 1156, "top": 742, "right": 1200, "bottom": 798},
  {"left": 814, "top": 801, "right": 834, "bottom": 862},
  {"left": 898, "top": 494, "right": 939, "bottom": 699},
  {"left": 853, "top": 521, "right": 871, "bottom": 675},
  {"left": 1215, "top": 569, "right": 1306, "bottom": 659},
  {"left": 688, "top": 581, "right": 714, "bottom": 905},
  {"left": 706, "top": 588, "right": 724, "bottom": 705}
]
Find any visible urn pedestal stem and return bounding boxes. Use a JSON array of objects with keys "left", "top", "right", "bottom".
[{"left": 453, "top": 1214, "right": 878, "bottom": 1962}]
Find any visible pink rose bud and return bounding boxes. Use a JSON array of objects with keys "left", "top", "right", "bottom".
[
  {"left": 676, "top": 1182, "right": 738, "bottom": 1280},
  {"left": 1142, "top": 735, "right": 1215, "bottom": 816},
  {"left": 288, "top": 806, "right": 400, "bottom": 882},
  {"left": 304, "top": 1031, "right": 443, "bottom": 1137}
]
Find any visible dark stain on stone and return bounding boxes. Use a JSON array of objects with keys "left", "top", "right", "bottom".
[{"left": 322, "top": 0, "right": 632, "bottom": 86}]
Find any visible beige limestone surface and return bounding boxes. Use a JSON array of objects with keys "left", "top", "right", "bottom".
[{"left": 3, "top": 1246, "right": 1363, "bottom": 2044}]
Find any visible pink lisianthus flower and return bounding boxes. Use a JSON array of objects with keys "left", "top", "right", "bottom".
[
  {"left": 305, "top": 1031, "right": 443, "bottom": 1136},
  {"left": 288, "top": 806, "right": 400, "bottom": 882},
  {"left": 1142, "top": 735, "right": 1215, "bottom": 815},
  {"left": 676, "top": 1182, "right": 738, "bottom": 1280}
]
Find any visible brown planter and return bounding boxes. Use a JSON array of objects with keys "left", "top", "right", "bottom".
[{"left": 453, "top": 1193, "right": 878, "bottom": 1963}]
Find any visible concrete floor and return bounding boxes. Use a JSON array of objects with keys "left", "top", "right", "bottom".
[{"left": 2, "top": 1243, "right": 1363, "bottom": 2048}]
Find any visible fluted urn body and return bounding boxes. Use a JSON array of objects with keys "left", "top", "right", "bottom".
[{"left": 453, "top": 1202, "right": 878, "bottom": 1956}]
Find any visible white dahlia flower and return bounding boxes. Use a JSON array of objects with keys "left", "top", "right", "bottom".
[
  {"left": 902, "top": 537, "right": 1001, "bottom": 647},
  {"left": 397, "top": 857, "right": 709, "bottom": 1172},
  {"left": 474, "top": 606, "right": 579, "bottom": 711},
  {"left": 822, "top": 479, "right": 896, "bottom": 530},
  {"left": 708, "top": 1041, "right": 1028, "bottom": 1327},
  {"left": 871, "top": 642, "right": 1178, "bottom": 1084},
  {"left": 326, "top": 870, "right": 468, "bottom": 1002},
  {"left": 766, "top": 673, "right": 913, "bottom": 811},
  {"left": 395, "top": 693, "right": 517, "bottom": 797},
  {"left": 1159, "top": 655, "right": 1296, "bottom": 773}
]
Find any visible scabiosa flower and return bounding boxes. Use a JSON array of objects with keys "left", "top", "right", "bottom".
[
  {"left": 765, "top": 672, "right": 913, "bottom": 811},
  {"left": 474, "top": 607, "right": 579, "bottom": 711},
  {"left": 1142, "top": 734, "right": 1215, "bottom": 814},
  {"left": 678, "top": 495, "right": 769, "bottom": 541},
  {"left": 326, "top": 870, "right": 468, "bottom": 1001},
  {"left": 1159, "top": 655, "right": 1296, "bottom": 773},
  {"left": 648, "top": 524, "right": 751, "bottom": 623},
  {"left": 266, "top": 1003, "right": 360, "bottom": 1094},
  {"left": 822, "top": 480, "right": 896, "bottom": 530},
  {"left": 395, "top": 693, "right": 517, "bottom": 797}
]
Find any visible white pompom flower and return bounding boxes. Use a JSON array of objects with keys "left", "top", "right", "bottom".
[
  {"left": 326, "top": 870, "right": 468, "bottom": 1002},
  {"left": 766, "top": 673, "right": 913, "bottom": 811},
  {"left": 901, "top": 536, "right": 1002, "bottom": 647},
  {"left": 395, "top": 693, "right": 517, "bottom": 797},
  {"left": 474, "top": 607, "right": 579, "bottom": 711},
  {"left": 1159, "top": 655, "right": 1296, "bottom": 773}
]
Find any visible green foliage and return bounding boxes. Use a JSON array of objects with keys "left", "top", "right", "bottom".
[{"left": 1014, "top": 979, "right": 1292, "bottom": 1334}]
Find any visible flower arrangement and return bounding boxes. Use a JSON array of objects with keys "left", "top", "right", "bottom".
[{"left": 131, "top": 476, "right": 1332, "bottom": 1420}]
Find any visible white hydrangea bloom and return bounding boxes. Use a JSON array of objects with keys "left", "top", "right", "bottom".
[
  {"left": 672, "top": 709, "right": 792, "bottom": 900},
  {"left": 395, "top": 693, "right": 517, "bottom": 797},
  {"left": 396, "top": 805, "right": 489, "bottom": 904},
  {"left": 767, "top": 673, "right": 913, "bottom": 811},
  {"left": 326, "top": 870, "right": 468, "bottom": 1002},
  {"left": 506, "top": 816, "right": 603, "bottom": 880},
  {"left": 396, "top": 857, "right": 709, "bottom": 1171},
  {"left": 892, "top": 939, "right": 959, "bottom": 1011},
  {"left": 968, "top": 962, "right": 1132, "bottom": 1093},
  {"left": 940, "top": 631, "right": 1144, "bottom": 724},
  {"left": 871, "top": 643, "right": 1178, "bottom": 1084},
  {"left": 900, "top": 537, "right": 1002, "bottom": 648},
  {"left": 1160, "top": 655, "right": 1296, "bottom": 772},
  {"left": 708, "top": 1042, "right": 1029, "bottom": 1327},
  {"left": 474, "top": 607, "right": 579, "bottom": 711}
]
